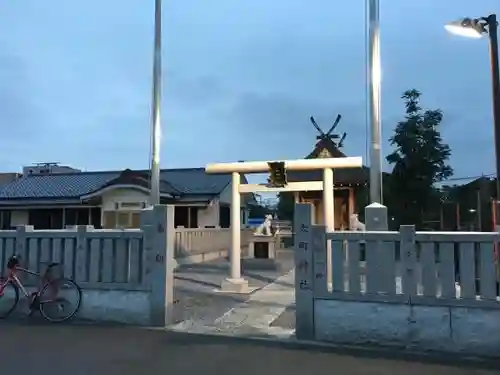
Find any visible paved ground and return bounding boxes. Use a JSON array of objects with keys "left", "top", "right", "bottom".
[
  {"left": 1, "top": 323, "right": 498, "bottom": 375},
  {"left": 5, "top": 251, "right": 296, "bottom": 333},
  {"left": 172, "top": 250, "right": 295, "bottom": 327},
  {"left": 270, "top": 303, "right": 296, "bottom": 329},
  {"left": 3, "top": 252, "right": 500, "bottom": 373},
  {"left": 170, "top": 250, "right": 296, "bottom": 336}
]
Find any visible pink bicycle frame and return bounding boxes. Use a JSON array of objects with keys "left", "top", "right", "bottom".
[{"left": 0, "top": 264, "right": 44, "bottom": 298}]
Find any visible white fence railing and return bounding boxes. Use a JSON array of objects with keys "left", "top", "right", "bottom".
[
  {"left": 0, "top": 226, "right": 147, "bottom": 290},
  {"left": 0, "top": 223, "right": 241, "bottom": 290},
  {"left": 293, "top": 203, "right": 500, "bottom": 309},
  {"left": 294, "top": 203, "right": 500, "bottom": 355},
  {"left": 314, "top": 229, "right": 499, "bottom": 306}
]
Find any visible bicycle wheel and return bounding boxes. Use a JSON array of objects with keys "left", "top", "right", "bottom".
[
  {"left": 38, "top": 277, "right": 82, "bottom": 323},
  {"left": 0, "top": 280, "right": 19, "bottom": 319}
]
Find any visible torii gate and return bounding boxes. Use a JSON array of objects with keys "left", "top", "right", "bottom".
[{"left": 205, "top": 156, "right": 363, "bottom": 293}]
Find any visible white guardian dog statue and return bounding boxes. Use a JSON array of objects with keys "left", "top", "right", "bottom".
[
  {"left": 254, "top": 214, "right": 273, "bottom": 236},
  {"left": 349, "top": 213, "right": 366, "bottom": 231}
]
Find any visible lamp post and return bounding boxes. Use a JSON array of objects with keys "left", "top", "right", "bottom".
[
  {"left": 445, "top": 14, "right": 500, "bottom": 219},
  {"left": 364, "top": 0, "right": 388, "bottom": 232},
  {"left": 367, "top": 0, "right": 383, "bottom": 205},
  {"left": 149, "top": 0, "right": 162, "bottom": 206}
]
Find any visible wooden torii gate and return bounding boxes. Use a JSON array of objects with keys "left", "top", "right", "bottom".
[{"left": 205, "top": 156, "right": 363, "bottom": 293}]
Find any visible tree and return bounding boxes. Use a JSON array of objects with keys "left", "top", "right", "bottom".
[
  {"left": 276, "top": 192, "right": 294, "bottom": 221},
  {"left": 386, "top": 89, "right": 453, "bottom": 228},
  {"left": 248, "top": 203, "right": 272, "bottom": 219}
]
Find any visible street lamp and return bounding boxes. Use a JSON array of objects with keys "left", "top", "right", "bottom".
[
  {"left": 149, "top": 0, "right": 162, "bottom": 206},
  {"left": 367, "top": 0, "right": 383, "bottom": 205},
  {"left": 445, "top": 15, "right": 500, "bottom": 218}
]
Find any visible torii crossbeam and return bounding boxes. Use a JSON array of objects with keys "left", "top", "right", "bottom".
[{"left": 205, "top": 156, "right": 363, "bottom": 293}]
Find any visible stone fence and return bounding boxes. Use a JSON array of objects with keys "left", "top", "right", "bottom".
[
  {"left": 0, "top": 205, "right": 247, "bottom": 325},
  {"left": 294, "top": 203, "right": 500, "bottom": 357}
]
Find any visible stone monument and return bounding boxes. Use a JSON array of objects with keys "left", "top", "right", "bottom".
[{"left": 249, "top": 214, "right": 276, "bottom": 259}]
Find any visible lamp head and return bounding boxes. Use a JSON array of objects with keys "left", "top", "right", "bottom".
[{"left": 444, "top": 17, "right": 487, "bottom": 39}]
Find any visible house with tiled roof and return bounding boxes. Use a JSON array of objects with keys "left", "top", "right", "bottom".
[{"left": 0, "top": 163, "right": 253, "bottom": 230}]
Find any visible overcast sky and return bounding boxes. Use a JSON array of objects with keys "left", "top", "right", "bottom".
[{"left": 0, "top": 1, "right": 498, "bottom": 182}]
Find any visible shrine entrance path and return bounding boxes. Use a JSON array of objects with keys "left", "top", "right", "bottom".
[{"left": 171, "top": 249, "right": 296, "bottom": 335}]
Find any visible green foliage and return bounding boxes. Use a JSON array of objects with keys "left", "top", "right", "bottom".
[
  {"left": 248, "top": 204, "right": 272, "bottom": 218},
  {"left": 276, "top": 192, "right": 294, "bottom": 220},
  {"left": 386, "top": 89, "right": 453, "bottom": 227}
]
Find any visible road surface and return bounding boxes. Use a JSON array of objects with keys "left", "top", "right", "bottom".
[{"left": 1, "top": 322, "right": 498, "bottom": 375}]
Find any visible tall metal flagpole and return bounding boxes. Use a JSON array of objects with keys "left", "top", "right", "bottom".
[
  {"left": 367, "top": 0, "right": 383, "bottom": 204},
  {"left": 149, "top": 0, "right": 162, "bottom": 206}
]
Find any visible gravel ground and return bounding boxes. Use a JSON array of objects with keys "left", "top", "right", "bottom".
[
  {"left": 270, "top": 304, "right": 296, "bottom": 329},
  {"left": 172, "top": 251, "right": 295, "bottom": 325},
  {"left": 2, "top": 252, "right": 296, "bottom": 327}
]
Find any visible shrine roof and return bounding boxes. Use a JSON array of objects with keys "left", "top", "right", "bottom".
[{"left": 288, "top": 138, "right": 369, "bottom": 186}]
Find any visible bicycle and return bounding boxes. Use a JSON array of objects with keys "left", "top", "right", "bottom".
[{"left": 0, "top": 255, "right": 82, "bottom": 323}]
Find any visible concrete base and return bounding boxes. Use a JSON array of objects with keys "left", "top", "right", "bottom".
[
  {"left": 13, "top": 285, "right": 152, "bottom": 325},
  {"left": 248, "top": 236, "right": 276, "bottom": 259},
  {"left": 216, "top": 277, "right": 259, "bottom": 294},
  {"left": 313, "top": 299, "right": 500, "bottom": 357},
  {"left": 364, "top": 203, "right": 388, "bottom": 231}
]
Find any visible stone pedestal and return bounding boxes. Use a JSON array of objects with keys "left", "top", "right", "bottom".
[
  {"left": 218, "top": 277, "right": 258, "bottom": 294},
  {"left": 365, "top": 202, "right": 388, "bottom": 231},
  {"left": 248, "top": 235, "right": 276, "bottom": 259},
  {"left": 244, "top": 235, "right": 280, "bottom": 271}
]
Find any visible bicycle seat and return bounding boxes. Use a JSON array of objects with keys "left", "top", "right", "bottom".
[{"left": 6, "top": 255, "right": 20, "bottom": 270}]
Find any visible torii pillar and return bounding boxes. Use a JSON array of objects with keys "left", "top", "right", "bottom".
[{"left": 206, "top": 157, "right": 363, "bottom": 293}]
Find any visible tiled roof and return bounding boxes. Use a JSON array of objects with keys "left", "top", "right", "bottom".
[
  {"left": 0, "top": 168, "right": 231, "bottom": 200},
  {"left": 0, "top": 171, "right": 119, "bottom": 199},
  {"left": 159, "top": 168, "right": 231, "bottom": 194}
]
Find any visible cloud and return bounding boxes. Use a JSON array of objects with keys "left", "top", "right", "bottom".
[
  {"left": 0, "top": 0, "right": 497, "bottom": 179},
  {"left": 0, "top": 49, "right": 40, "bottom": 141}
]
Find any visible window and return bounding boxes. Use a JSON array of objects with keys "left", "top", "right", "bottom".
[
  {"left": 174, "top": 206, "right": 199, "bottom": 228},
  {"left": 28, "top": 209, "right": 63, "bottom": 229},
  {"left": 103, "top": 211, "right": 142, "bottom": 229},
  {"left": 189, "top": 207, "right": 198, "bottom": 228},
  {"left": 0, "top": 210, "right": 11, "bottom": 229},
  {"left": 175, "top": 206, "right": 188, "bottom": 227},
  {"left": 131, "top": 212, "right": 141, "bottom": 228},
  {"left": 103, "top": 212, "right": 116, "bottom": 229},
  {"left": 121, "top": 202, "right": 144, "bottom": 208},
  {"left": 90, "top": 207, "right": 102, "bottom": 229},
  {"left": 117, "top": 212, "right": 129, "bottom": 228},
  {"left": 219, "top": 206, "right": 230, "bottom": 228},
  {"left": 65, "top": 208, "right": 90, "bottom": 226}
]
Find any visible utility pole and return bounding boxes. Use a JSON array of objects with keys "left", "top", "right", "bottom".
[
  {"left": 149, "top": 0, "right": 162, "bottom": 206},
  {"left": 364, "top": 0, "right": 389, "bottom": 232},
  {"left": 367, "top": 0, "right": 383, "bottom": 204}
]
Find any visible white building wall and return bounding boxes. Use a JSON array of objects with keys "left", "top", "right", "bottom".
[
  {"left": 5, "top": 186, "right": 231, "bottom": 229},
  {"left": 218, "top": 180, "right": 250, "bottom": 228},
  {"left": 197, "top": 200, "right": 220, "bottom": 228},
  {"left": 101, "top": 188, "right": 148, "bottom": 212},
  {"left": 10, "top": 210, "right": 29, "bottom": 226}
]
